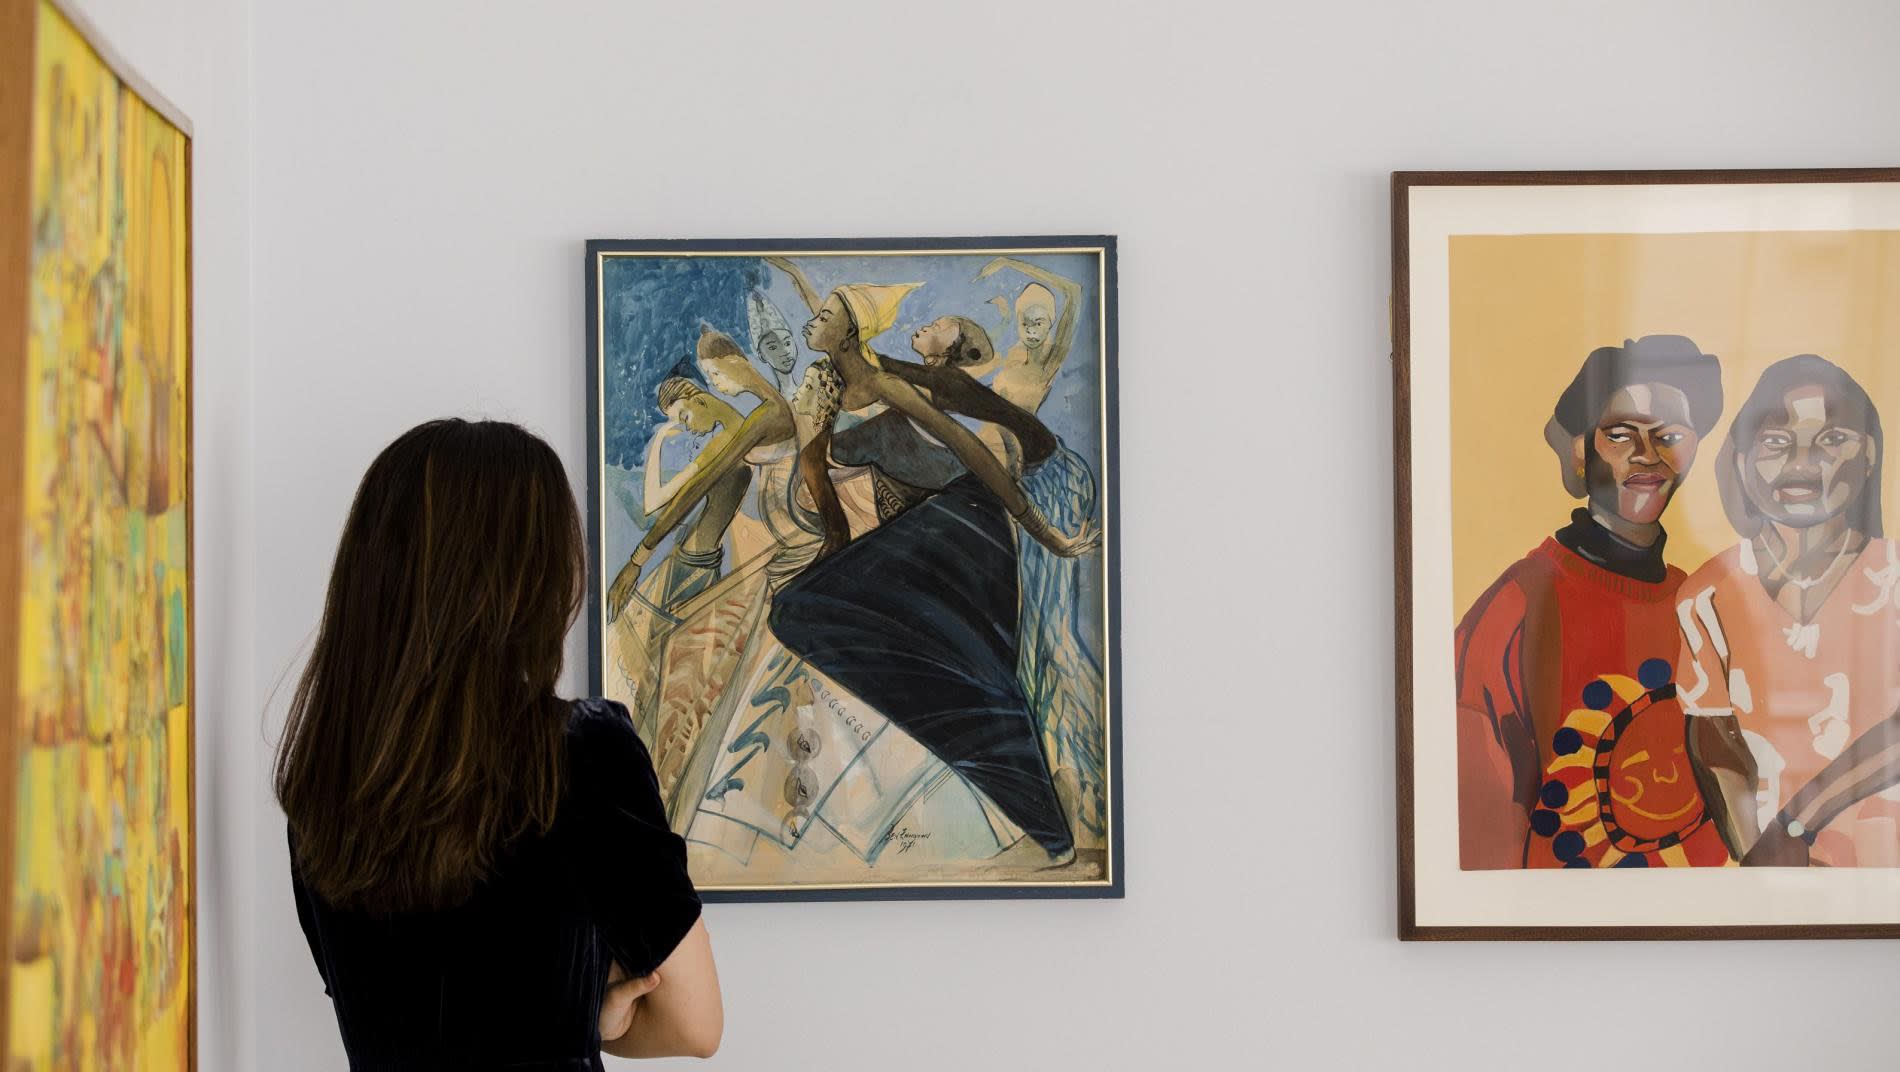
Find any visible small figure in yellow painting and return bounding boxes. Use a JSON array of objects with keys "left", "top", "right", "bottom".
[
  {"left": 1456, "top": 336, "right": 1732, "bottom": 869},
  {"left": 1677, "top": 355, "right": 1900, "bottom": 867}
]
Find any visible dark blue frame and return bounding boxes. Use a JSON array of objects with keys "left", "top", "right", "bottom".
[{"left": 583, "top": 235, "right": 1122, "bottom": 902}]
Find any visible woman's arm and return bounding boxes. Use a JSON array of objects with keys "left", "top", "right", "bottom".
[
  {"left": 642, "top": 424, "right": 710, "bottom": 517},
  {"left": 600, "top": 919, "right": 723, "bottom": 1059},
  {"left": 870, "top": 372, "right": 1096, "bottom": 557},
  {"left": 798, "top": 431, "right": 851, "bottom": 560},
  {"left": 642, "top": 403, "right": 788, "bottom": 552},
  {"left": 572, "top": 706, "right": 717, "bottom": 1057},
  {"left": 1687, "top": 715, "right": 1760, "bottom": 859},
  {"left": 597, "top": 962, "right": 659, "bottom": 1045},
  {"left": 1453, "top": 581, "right": 1536, "bottom": 869},
  {"left": 978, "top": 256, "right": 1083, "bottom": 368},
  {"left": 873, "top": 371, "right": 1029, "bottom": 514},
  {"left": 767, "top": 256, "right": 822, "bottom": 314},
  {"left": 1676, "top": 614, "right": 1760, "bottom": 858},
  {"left": 1746, "top": 710, "right": 1900, "bottom": 865},
  {"left": 608, "top": 402, "right": 791, "bottom": 619},
  {"left": 880, "top": 360, "right": 1056, "bottom": 465}
]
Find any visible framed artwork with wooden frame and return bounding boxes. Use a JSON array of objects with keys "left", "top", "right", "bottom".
[
  {"left": 1, "top": 0, "right": 196, "bottom": 1063},
  {"left": 1395, "top": 169, "right": 1900, "bottom": 939},
  {"left": 584, "top": 236, "right": 1122, "bottom": 902}
]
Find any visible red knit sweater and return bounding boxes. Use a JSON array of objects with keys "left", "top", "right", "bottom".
[{"left": 1456, "top": 538, "right": 1730, "bottom": 868}]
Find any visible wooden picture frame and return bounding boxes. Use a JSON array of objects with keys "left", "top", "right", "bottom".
[
  {"left": 1396, "top": 169, "right": 1900, "bottom": 939},
  {"left": 584, "top": 237, "right": 1122, "bottom": 902},
  {"left": 1, "top": 0, "right": 196, "bottom": 1061}
]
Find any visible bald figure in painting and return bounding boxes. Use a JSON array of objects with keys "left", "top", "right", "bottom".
[{"left": 973, "top": 258, "right": 1083, "bottom": 472}]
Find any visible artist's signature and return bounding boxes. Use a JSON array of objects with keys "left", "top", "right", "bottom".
[{"left": 882, "top": 827, "right": 931, "bottom": 856}]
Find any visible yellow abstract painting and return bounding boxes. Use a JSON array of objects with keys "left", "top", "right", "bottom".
[{"left": 4, "top": 1, "right": 193, "bottom": 1066}]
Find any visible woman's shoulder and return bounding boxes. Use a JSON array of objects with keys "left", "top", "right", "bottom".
[
  {"left": 566, "top": 698, "right": 651, "bottom": 761},
  {"left": 565, "top": 698, "right": 667, "bottom": 803},
  {"left": 561, "top": 699, "right": 677, "bottom": 846}
]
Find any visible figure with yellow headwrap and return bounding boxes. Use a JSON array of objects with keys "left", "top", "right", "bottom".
[
  {"left": 763, "top": 258, "right": 1096, "bottom": 558},
  {"left": 759, "top": 258, "right": 1100, "bottom": 864}
]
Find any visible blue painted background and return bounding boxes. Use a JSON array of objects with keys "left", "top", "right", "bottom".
[{"left": 598, "top": 250, "right": 1106, "bottom": 576}]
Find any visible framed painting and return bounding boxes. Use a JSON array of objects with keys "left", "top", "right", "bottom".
[
  {"left": 0, "top": 0, "right": 195, "bottom": 1064},
  {"left": 584, "top": 236, "right": 1121, "bottom": 901},
  {"left": 1396, "top": 169, "right": 1900, "bottom": 938}
]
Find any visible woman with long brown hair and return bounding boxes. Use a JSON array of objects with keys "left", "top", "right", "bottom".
[{"left": 276, "top": 418, "right": 722, "bottom": 1068}]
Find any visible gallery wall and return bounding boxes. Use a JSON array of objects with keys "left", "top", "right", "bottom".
[
  {"left": 126, "top": 0, "right": 1900, "bottom": 1068},
  {"left": 49, "top": 0, "right": 256, "bottom": 1069}
]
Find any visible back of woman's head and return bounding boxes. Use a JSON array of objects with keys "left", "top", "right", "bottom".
[{"left": 276, "top": 418, "right": 583, "bottom": 913}]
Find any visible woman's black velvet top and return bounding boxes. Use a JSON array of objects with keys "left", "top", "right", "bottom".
[{"left": 291, "top": 700, "right": 701, "bottom": 1070}]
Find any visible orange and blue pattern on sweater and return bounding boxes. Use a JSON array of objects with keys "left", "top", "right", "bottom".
[{"left": 1529, "top": 659, "right": 1734, "bottom": 868}]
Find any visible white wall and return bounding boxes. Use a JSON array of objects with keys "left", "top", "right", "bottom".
[
  {"left": 54, "top": 1, "right": 256, "bottom": 1070},
  {"left": 245, "top": 2, "right": 1900, "bottom": 1070}
]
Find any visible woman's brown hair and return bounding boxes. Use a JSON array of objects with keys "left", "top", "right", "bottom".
[{"left": 275, "top": 418, "right": 585, "bottom": 913}]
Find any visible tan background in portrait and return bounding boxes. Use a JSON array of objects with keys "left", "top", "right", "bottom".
[{"left": 1451, "top": 230, "right": 1900, "bottom": 616}]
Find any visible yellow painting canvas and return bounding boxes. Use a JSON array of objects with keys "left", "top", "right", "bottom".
[{"left": 2, "top": 0, "right": 194, "bottom": 1064}]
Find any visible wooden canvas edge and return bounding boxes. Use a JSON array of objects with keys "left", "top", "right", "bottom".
[
  {"left": 583, "top": 246, "right": 604, "bottom": 700},
  {"left": 1404, "top": 923, "right": 1900, "bottom": 941},
  {"left": 182, "top": 129, "right": 197, "bottom": 1072},
  {"left": 583, "top": 237, "right": 1122, "bottom": 902},
  {"left": 1390, "top": 167, "right": 1900, "bottom": 188},
  {"left": 40, "top": 0, "right": 191, "bottom": 137},
  {"left": 584, "top": 235, "right": 1115, "bottom": 255},
  {"left": 1390, "top": 175, "right": 1417, "bottom": 940},
  {"left": 0, "top": 0, "right": 36, "bottom": 1055},
  {"left": 1389, "top": 168, "right": 1900, "bottom": 942},
  {"left": 696, "top": 881, "right": 1122, "bottom": 905},
  {"left": 1101, "top": 236, "right": 1125, "bottom": 900}
]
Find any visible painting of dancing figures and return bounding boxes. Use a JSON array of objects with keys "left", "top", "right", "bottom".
[{"left": 585, "top": 238, "right": 1121, "bottom": 898}]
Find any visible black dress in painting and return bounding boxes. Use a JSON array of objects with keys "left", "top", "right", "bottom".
[
  {"left": 290, "top": 699, "right": 701, "bottom": 1071},
  {"left": 769, "top": 414, "right": 1073, "bottom": 858}
]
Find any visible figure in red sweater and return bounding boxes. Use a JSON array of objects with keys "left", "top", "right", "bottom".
[{"left": 1457, "top": 335, "right": 1732, "bottom": 869}]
